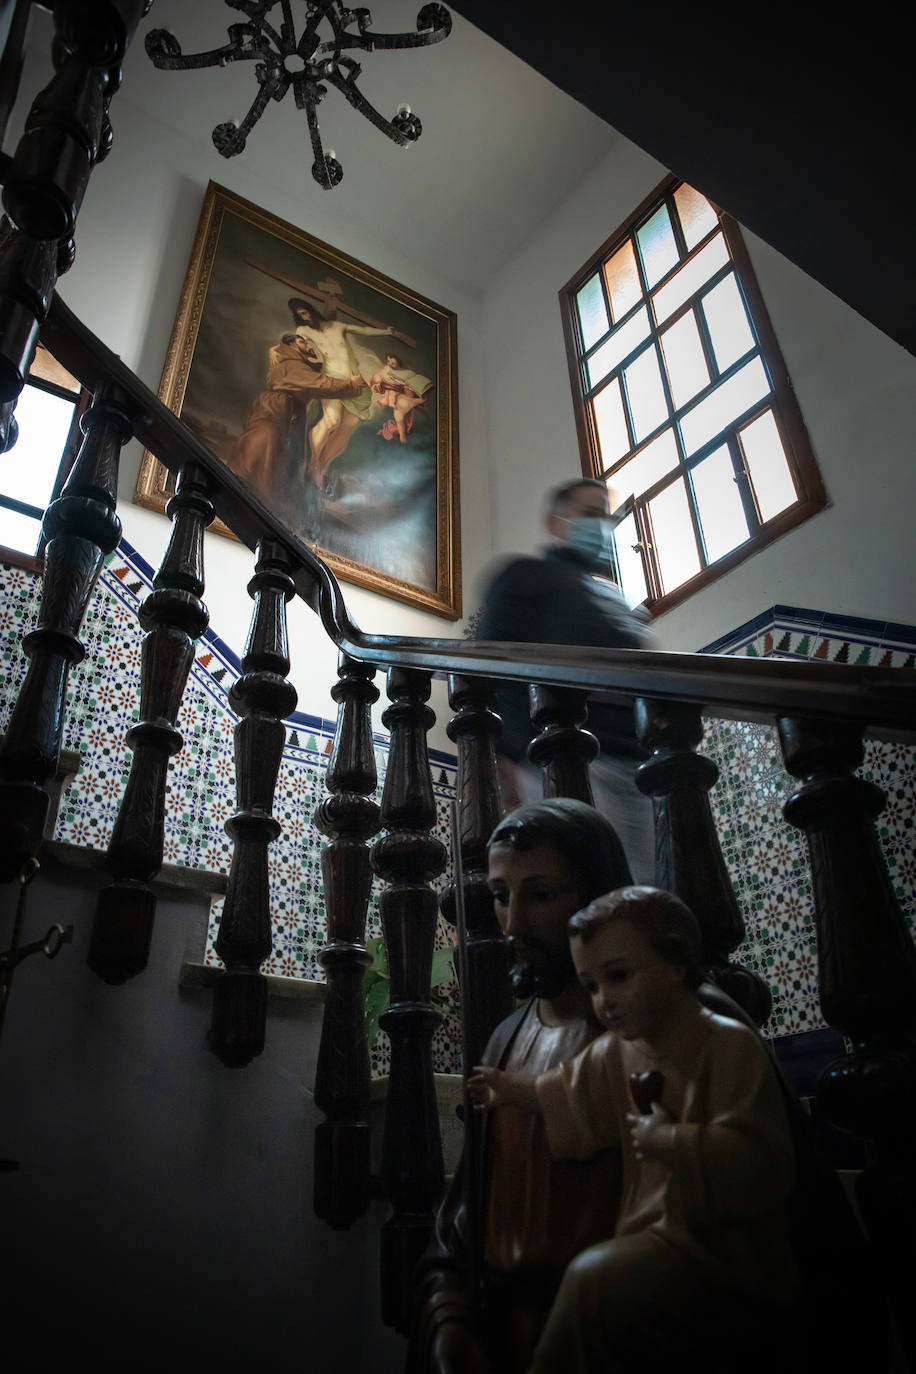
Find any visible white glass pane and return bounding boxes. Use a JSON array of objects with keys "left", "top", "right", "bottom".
[
  {"left": 0, "top": 506, "right": 41, "bottom": 553},
  {"left": 612, "top": 510, "right": 648, "bottom": 607},
  {"left": 603, "top": 240, "right": 643, "bottom": 323},
  {"left": 691, "top": 444, "right": 749, "bottom": 562},
  {"left": 673, "top": 183, "right": 719, "bottom": 251},
  {"left": 576, "top": 273, "right": 609, "bottom": 351},
  {"left": 3, "top": 384, "right": 74, "bottom": 510},
  {"left": 679, "top": 357, "right": 770, "bottom": 456},
  {"left": 659, "top": 310, "right": 710, "bottom": 409},
  {"left": 624, "top": 346, "right": 668, "bottom": 444},
  {"left": 592, "top": 377, "right": 630, "bottom": 467},
  {"left": 648, "top": 479, "right": 701, "bottom": 593},
  {"left": 636, "top": 205, "right": 679, "bottom": 289},
  {"left": 607, "top": 428, "right": 679, "bottom": 506},
  {"left": 701, "top": 272, "right": 755, "bottom": 373},
  {"left": 740, "top": 409, "right": 798, "bottom": 521},
  {"left": 587, "top": 306, "right": 650, "bottom": 388},
  {"left": 652, "top": 232, "right": 730, "bottom": 326}
]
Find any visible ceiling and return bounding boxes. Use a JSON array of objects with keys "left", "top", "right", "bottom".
[
  {"left": 450, "top": 2, "right": 915, "bottom": 358},
  {"left": 110, "top": 0, "right": 619, "bottom": 299},
  {"left": 14, "top": 3, "right": 913, "bottom": 354}
]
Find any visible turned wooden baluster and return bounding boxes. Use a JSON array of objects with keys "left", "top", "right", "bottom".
[
  {"left": 440, "top": 675, "right": 512, "bottom": 1069},
  {"left": 371, "top": 667, "right": 447, "bottom": 1333},
  {"left": 210, "top": 540, "right": 298, "bottom": 1067},
  {"left": 778, "top": 717, "right": 916, "bottom": 1366},
  {"left": 89, "top": 465, "right": 214, "bottom": 982},
  {"left": 634, "top": 698, "right": 771, "bottom": 1024},
  {"left": 527, "top": 684, "right": 598, "bottom": 804},
  {"left": 313, "top": 654, "right": 381, "bottom": 1230},
  {"left": 0, "top": 0, "right": 146, "bottom": 403},
  {"left": 0, "top": 382, "right": 130, "bottom": 882}
]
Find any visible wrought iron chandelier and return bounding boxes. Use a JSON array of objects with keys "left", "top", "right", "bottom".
[{"left": 145, "top": 2, "right": 452, "bottom": 189}]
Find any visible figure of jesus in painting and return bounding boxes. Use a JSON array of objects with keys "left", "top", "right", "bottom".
[
  {"left": 287, "top": 297, "right": 394, "bottom": 488},
  {"left": 370, "top": 352, "right": 434, "bottom": 443}
]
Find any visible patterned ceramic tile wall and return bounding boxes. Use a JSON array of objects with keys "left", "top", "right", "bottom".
[
  {"left": 0, "top": 540, "right": 461, "bottom": 1076},
  {"left": 701, "top": 607, "right": 916, "bottom": 1041},
  {"left": 2, "top": 553, "right": 912, "bottom": 1077}
]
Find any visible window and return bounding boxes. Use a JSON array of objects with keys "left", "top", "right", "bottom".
[
  {"left": 0, "top": 345, "right": 86, "bottom": 571},
  {"left": 561, "top": 176, "right": 826, "bottom": 614}
]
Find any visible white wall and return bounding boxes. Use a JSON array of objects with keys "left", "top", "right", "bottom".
[
  {"left": 478, "top": 139, "right": 916, "bottom": 646},
  {"left": 7, "top": 45, "right": 492, "bottom": 751}
]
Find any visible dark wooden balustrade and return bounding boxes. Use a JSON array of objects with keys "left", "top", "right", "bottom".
[
  {"left": 439, "top": 675, "right": 513, "bottom": 1068},
  {"left": 313, "top": 653, "right": 381, "bottom": 1230},
  {"left": 0, "top": 381, "right": 129, "bottom": 881},
  {"left": 210, "top": 540, "right": 298, "bottom": 1067},
  {"left": 528, "top": 683, "right": 598, "bottom": 805},
  {"left": 0, "top": 0, "right": 146, "bottom": 406},
  {"left": 0, "top": 0, "right": 146, "bottom": 881},
  {"left": 778, "top": 717, "right": 916, "bottom": 1367},
  {"left": 635, "top": 697, "right": 772, "bottom": 1023},
  {"left": 90, "top": 465, "right": 214, "bottom": 983},
  {"left": 371, "top": 668, "right": 447, "bottom": 1334}
]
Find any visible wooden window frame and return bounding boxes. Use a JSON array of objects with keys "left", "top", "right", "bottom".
[{"left": 560, "top": 174, "right": 827, "bottom": 617}]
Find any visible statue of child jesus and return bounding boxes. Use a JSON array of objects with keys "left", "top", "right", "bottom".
[{"left": 469, "top": 886, "right": 800, "bottom": 1374}]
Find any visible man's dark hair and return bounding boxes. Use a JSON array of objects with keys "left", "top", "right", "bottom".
[
  {"left": 488, "top": 797, "right": 632, "bottom": 905},
  {"left": 545, "top": 478, "right": 609, "bottom": 520},
  {"left": 569, "top": 885, "right": 704, "bottom": 989},
  {"left": 289, "top": 297, "right": 319, "bottom": 327}
]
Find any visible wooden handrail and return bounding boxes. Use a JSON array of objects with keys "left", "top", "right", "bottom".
[{"left": 42, "top": 295, "right": 916, "bottom": 739}]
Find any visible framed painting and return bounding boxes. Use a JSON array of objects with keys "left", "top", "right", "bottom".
[{"left": 134, "top": 181, "right": 460, "bottom": 618}]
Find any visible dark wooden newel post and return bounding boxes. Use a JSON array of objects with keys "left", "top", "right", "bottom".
[
  {"left": 0, "top": 383, "right": 129, "bottom": 881},
  {"left": 210, "top": 540, "right": 298, "bottom": 1067},
  {"left": 778, "top": 716, "right": 916, "bottom": 1367},
  {"left": 528, "top": 684, "right": 598, "bottom": 804},
  {"left": 313, "top": 653, "right": 381, "bottom": 1229},
  {"left": 635, "top": 698, "right": 771, "bottom": 1024},
  {"left": 440, "top": 675, "right": 512, "bottom": 1069},
  {"left": 371, "top": 667, "right": 446, "bottom": 1333},
  {"left": 90, "top": 465, "right": 214, "bottom": 982},
  {"left": 0, "top": 0, "right": 147, "bottom": 407}
]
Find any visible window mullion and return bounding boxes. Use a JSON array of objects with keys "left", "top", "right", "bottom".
[
  {"left": 633, "top": 499, "right": 661, "bottom": 603},
  {"left": 727, "top": 433, "right": 762, "bottom": 535}
]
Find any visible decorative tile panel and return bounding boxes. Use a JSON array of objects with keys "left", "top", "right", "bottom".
[
  {"left": 700, "top": 606, "right": 915, "bottom": 1043},
  {"left": 0, "top": 539, "right": 460, "bottom": 1075},
  {"left": 2, "top": 557, "right": 911, "bottom": 1089}
]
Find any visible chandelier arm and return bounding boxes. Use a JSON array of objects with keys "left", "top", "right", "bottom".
[
  {"left": 321, "top": 68, "right": 412, "bottom": 147},
  {"left": 304, "top": 99, "right": 343, "bottom": 190},
  {"left": 146, "top": 25, "right": 273, "bottom": 71},
  {"left": 341, "top": 28, "right": 450, "bottom": 52},
  {"left": 346, "top": 6, "right": 453, "bottom": 52},
  {"left": 212, "top": 78, "right": 278, "bottom": 157}
]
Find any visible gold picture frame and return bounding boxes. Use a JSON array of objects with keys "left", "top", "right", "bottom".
[{"left": 134, "top": 181, "right": 461, "bottom": 619}]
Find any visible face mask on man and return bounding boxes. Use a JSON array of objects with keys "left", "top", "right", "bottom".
[{"left": 561, "top": 515, "right": 614, "bottom": 568}]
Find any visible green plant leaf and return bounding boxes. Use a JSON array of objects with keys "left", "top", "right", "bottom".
[
  {"left": 365, "top": 977, "right": 390, "bottom": 1049},
  {"left": 431, "top": 946, "right": 455, "bottom": 988}
]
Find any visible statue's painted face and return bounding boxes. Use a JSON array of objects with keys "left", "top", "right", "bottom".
[
  {"left": 487, "top": 842, "right": 585, "bottom": 999},
  {"left": 571, "top": 916, "right": 684, "bottom": 1041}
]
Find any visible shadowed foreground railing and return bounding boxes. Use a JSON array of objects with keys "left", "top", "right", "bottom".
[{"left": 0, "top": 13, "right": 913, "bottom": 1354}]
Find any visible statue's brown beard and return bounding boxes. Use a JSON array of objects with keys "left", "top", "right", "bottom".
[{"left": 508, "top": 937, "right": 577, "bottom": 1000}]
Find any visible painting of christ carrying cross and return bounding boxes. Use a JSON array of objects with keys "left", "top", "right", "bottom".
[{"left": 133, "top": 181, "right": 460, "bottom": 619}]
